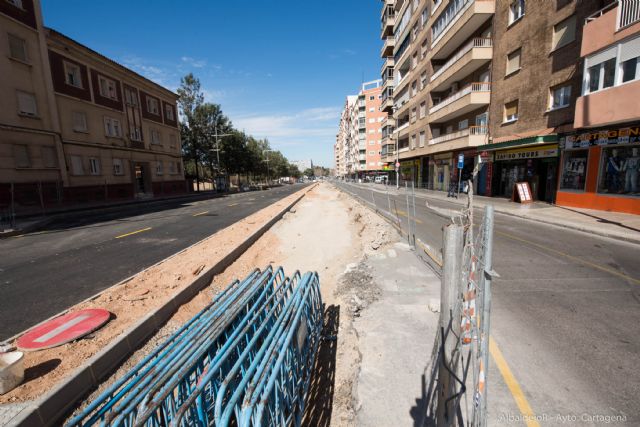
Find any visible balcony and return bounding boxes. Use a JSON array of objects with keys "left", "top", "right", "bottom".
[
  {"left": 429, "top": 82, "right": 491, "bottom": 123},
  {"left": 428, "top": 126, "right": 488, "bottom": 152},
  {"left": 430, "top": 38, "right": 492, "bottom": 92},
  {"left": 381, "top": 95, "right": 394, "bottom": 113},
  {"left": 381, "top": 11, "right": 395, "bottom": 39},
  {"left": 380, "top": 57, "right": 395, "bottom": 76},
  {"left": 393, "top": 87, "right": 410, "bottom": 111},
  {"left": 431, "top": 0, "right": 495, "bottom": 60},
  {"left": 575, "top": 79, "right": 640, "bottom": 128},
  {"left": 381, "top": 36, "right": 395, "bottom": 57},
  {"left": 582, "top": 1, "right": 640, "bottom": 58}
]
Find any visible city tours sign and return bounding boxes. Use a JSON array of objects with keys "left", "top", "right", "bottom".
[
  {"left": 495, "top": 145, "right": 558, "bottom": 161},
  {"left": 561, "top": 126, "right": 640, "bottom": 149}
]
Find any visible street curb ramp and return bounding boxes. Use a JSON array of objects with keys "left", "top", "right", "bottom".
[{"left": 6, "top": 184, "right": 316, "bottom": 427}]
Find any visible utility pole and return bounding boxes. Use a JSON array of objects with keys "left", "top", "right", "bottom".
[{"left": 263, "top": 149, "right": 272, "bottom": 185}]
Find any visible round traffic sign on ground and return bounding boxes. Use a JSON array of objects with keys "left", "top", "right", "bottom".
[{"left": 16, "top": 308, "right": 111, "bottom": 351}]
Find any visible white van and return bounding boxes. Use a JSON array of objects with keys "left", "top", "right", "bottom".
[{"left": 374, "top": 175, "right": 388, "bottom": 184}]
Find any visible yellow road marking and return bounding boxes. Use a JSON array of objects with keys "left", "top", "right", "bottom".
[
  {"left": 192, "top": 211, "right": 209, "bottom": 217},
  {"left": 395, "top": 209, "right": 424, "bottom": 224},
  {"left": 490, "top": 338, "right": 541, "bottom": 427},
  {"left": 496, "top": 230, "right": 640, "bottom": 285},
  {"left": 115, "top": 227, "right": 152, "bottom": 239},
  {"left": 227, "top": 203, "right": 238, "bottom": 207}
]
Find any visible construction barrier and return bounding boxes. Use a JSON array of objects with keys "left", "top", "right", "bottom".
[{"left": 67, "top": 266, "right": 323, "bottom": 427}]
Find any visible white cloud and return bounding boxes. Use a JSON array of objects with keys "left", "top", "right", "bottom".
[{"left": 180, "top": 56, "right": 207, "bottom": 68}]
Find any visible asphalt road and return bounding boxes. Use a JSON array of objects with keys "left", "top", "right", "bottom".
[
  {"left": 336, "top": 181, "right": 640, "bottom": 425},
  {"left": 0, "top": 184, "right": 307, "bottom": 341}
]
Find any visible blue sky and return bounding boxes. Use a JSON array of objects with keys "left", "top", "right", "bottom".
[{"left": 41, "top": 1, "right": 382, "bottom": 167}]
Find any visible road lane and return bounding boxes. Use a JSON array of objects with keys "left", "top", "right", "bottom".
[
  {"left": 0, "top": 185, "right": 306, "bottom": 340},
  {"left": 335, "top": 181, "right": 640, "bottom": 424}
]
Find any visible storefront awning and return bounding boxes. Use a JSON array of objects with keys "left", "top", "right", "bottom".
[{"left": 479, "top": 134, "right": 558, "bottom": 152}]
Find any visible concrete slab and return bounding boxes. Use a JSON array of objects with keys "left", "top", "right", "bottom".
[{"left": 354, "top": 241, "right": 441, "bottom": 426}]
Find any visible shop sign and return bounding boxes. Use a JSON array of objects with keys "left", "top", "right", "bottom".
[
  {"left": 495, "top": 146, "right": 558, "bottom": 161},
  {"left": 561, "top": 126, "right": 640, "bottom": 149},
  {"left": 479, "top": 151, "right": 493, "bottom": 162}
]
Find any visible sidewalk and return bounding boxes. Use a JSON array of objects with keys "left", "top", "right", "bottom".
[{"left": 364, "top": 182, "right": 640, "bottom": 244}]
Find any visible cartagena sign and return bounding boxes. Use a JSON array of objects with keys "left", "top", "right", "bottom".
[{"left": 561, "top": 126, "right": 640, "bottom": 149}]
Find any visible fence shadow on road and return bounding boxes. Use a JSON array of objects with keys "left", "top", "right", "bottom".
[{"left": 301, "top": 304, "right": 340, "bottom": 427}]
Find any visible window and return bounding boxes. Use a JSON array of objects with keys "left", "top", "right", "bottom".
[
  {"left": 421, "top": 7, "right": 429, "bottom": 26},
  {"left": 549, "top": 85, "right": 571, "bottom": 110},
  {"left": 369, "top": 129, "right": 375, "bottom": 134},
  {"left": 369, "top": 140, "right": 376, "bottom": 145},
  {"left": 89, "top": 157, "right": 101, "bottom": 175},
  {"left": 104, "top": 117, "right": 122, "bottom": 138},
  {"left": 506, "top": 48, "right": 521, "bottom": 75},
  {"left": 560, "top": 150, "right": 588, "bottom": 191},
  {"left": 411, "top": 80, "right": 417, "bottom": 96},
  {"left": 169, "top": 134, "right": 177, "bottom": 148},
  {"left": 70, "top": 155, "right": 84, "bottom": 175},
  {"left": 64, "top": 61, "right": 82, "bottom": 88},
  {"left": 156, "top": 161, "right": 163, "bottom": 175},
  {"left": 124, "top": 87, "right": 138, "bottom": 106},
  {"left": 169, "top": 161, "right": 177, "bottom": 175},
  {"left": 369, "top": 118, "right": 375, "bottom": 123},
  {"left": 98, "top": 76, "right": 118, "bottom": 100},
  {"left": 41, "top": 147, "right": 57, "bottom": 168},
  {"left": 459, "top": 119, "right": 469, "bottom": 130},
  {"left": 420, "top": 72, "right": 427, "bottom": 90},
  {"left": 419, "top": 102, "right": 426, "bottom": 119},
  {"left": 6, "top": 0, "right": 23, "bottom": 8},
  {"left": 165, "top": 103, "right": 175, "bottom": 120},
  {"left": 552, "top": 15, "right": 576, "bottom": 51},
  {"left": 113, "top": 158, "right": 124, "bottom": 176},
  {"left": 150, "top": 129, "right": 162, "bottom": 145},
  {"left": 16, "top": 91, "right": 37, "bottom": 116},
  {"left": 411, "top": 134, "right": 417, "bottom": 149},
  {"left": 621, "top": 57, "right": 640, "bottom": 83},
  {"left": 587, "top": 58, "right": 616, "bottom": 93},
  {"left": 72, "top": 111, "right": 88, "bottom": 132},
  {"left": 147, "top": 97, "right": 159, "bottom": 115},
  {"left": 598, "top": 146, "right": 640, "bottom": 196},
  {"left": 419, "top": 131, "right": 426, "bottom": 147},
  {"left": 369, "top": 95, "right": 375, "bottom": 101},
  {"left": 504, "top": 100, "right": 519, "bottom": 122},
  {"left": 13, "top": 145, "right": 29, "bottom": 168},
  {"left": 369, "top": 150, "right": 376, "bottom": 155},
  {"left": 509, "top": 0, "right": 525, "bottom": 24},
  {"left": 8, "top": 34, "right": 27, "bottom": 62},
  {"left": 369, "top": 107, "right": 375, "bottom": 113}
]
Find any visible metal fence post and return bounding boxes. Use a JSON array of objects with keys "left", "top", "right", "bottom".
[
  {"left": 437, "top": 223, "right": 464, "bottom": 427},
  {"left": 387, "top": 188, "right": 392, "bottom": 217},
  {"left": 371, "top": 188, "right": 376, "bottom": 211},
  {"left": 405, "top": 181, "right": 413, "bottom": 247},
  {"left": 10, "top": 182, "right": 16, "bottom": 228},
  {"left": 412, "top": 181, "right": 417, "bottom": 248},
  {"left": 479, "top": 206, "right": 494, "bottom": 427}
]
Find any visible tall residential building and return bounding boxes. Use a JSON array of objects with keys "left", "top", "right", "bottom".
[
  {"left": 1, "top": 0, "right": 185, "bottom": 214},
  {"left": 558, "top": 0, "right": 640, "bottom": 214},
  {"left": 380, "top": 0, "right": 495, "bottom": 192},
  {"left": 334, "top": 81, "right": 386, "bottom": 178},
  {"left": 481, "top": 0, "right": 603, "bottom": 203},
  {"left": 380, "top": 0, "right": 396, "bottom": 171}
]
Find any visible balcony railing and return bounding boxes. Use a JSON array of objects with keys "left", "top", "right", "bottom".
[
  {"left": 430, "top": 38, "right": 492, "bottom": 82},
  {"left": 619, "top": 0, "right": 640, "bottom": 28},
  {"left": 429, "top": 82, "right": 491, "bottom": 114},
  {"left": 432, "top": 0, "right": 474, "bottom": 46},
  {"left": 429, "top": 125, "right": 488, "bottom": 145}
]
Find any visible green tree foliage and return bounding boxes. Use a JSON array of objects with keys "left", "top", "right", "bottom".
[{"left": 177, "top": 74, "right": 300, "bottom": 188}]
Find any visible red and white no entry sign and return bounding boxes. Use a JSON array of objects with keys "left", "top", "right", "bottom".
[{"left": 17, "top": 308, "right": 111, "bottom": 351}]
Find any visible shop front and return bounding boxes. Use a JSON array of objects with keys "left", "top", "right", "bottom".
[
  {"left": 451, "top": 149, "right": 478, "bottom": 194},
  {"left": 489, "top": 144, "right": 559, "bottom": 202},
  {"left": 557, "top": 125, "right": 640, "bottom": 214},
  {"left": 399, "top": 159, "right": 420, "bottom": 186},
  {"left": 430, "top": 153, "right": 452, "bottom": 192}
]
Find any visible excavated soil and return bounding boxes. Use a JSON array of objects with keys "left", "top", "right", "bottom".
[{"left": 0, "top": 187, "right": 310, "bottom": 404}]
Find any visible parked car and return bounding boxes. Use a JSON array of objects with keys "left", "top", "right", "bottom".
[{"left": 374, "top": 175, "right": 388, "bottom": 184}]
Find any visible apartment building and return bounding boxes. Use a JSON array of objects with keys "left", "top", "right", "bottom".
[
  {"left": 0, "top": 0, "right": 65, "bottom": 208},
  {"left": 380, "top": 0, "right": 397, "bottom": 173},
  {"left": 481, "top": 0, "right": 603, "bottom": 203},
  {"left": 557, "top": 0, "right": 640, "bottom": 214},
  {"left": 381, "top": 0, "right": 494, "bottom": 193},
  {"left": 0, "top": 0, "right": 185, "bottom": 213},
  {"left": 335, "top": 81, "right": 386, "bottom": 178}
]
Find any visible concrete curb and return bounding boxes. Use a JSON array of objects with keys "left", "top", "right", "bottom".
[
  {"left": 4, "top": 184, "right": 316, "bottom": 427},
  {"left": 0, "top": 217, "right": 54, "bottom": 238}
]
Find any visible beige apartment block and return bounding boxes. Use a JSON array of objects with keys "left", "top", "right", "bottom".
[
  {"left": 381, "top": 0, "right": 494, "bottom": 192},
  {"left": 0, "top": 0, "right": 185, "bottom": 214}
]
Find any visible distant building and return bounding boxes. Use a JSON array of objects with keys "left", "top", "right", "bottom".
[
  {"left": 0, "top": 0, "right": 185, "bottom": 214},
  {"left": 334, "top": 80, "right": 387, "bottom": 178}
]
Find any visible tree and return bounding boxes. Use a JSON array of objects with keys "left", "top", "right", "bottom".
[
  {"left": 177, "top": 74, "right": 205, "bottom": 190},
  {"left": 303, "top": 168, "right": 314, "bottom": 177}
]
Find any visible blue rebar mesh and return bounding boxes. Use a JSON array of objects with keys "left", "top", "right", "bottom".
[{"left": 67, "top": 266, "right": 323, "bottom": 427}]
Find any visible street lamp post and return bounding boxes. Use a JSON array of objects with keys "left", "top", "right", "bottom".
[
  {"left": 263, "top": 149, "right": 272, "bottom": 185},
  {"left": 208, "top": 127, "right": 233, "bottom": 191}
]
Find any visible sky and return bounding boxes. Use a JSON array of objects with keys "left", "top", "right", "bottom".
[{"left": 41, "top": 0, "right": 383, "bottom": 167}]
